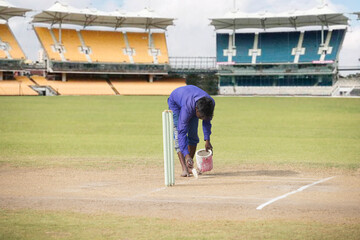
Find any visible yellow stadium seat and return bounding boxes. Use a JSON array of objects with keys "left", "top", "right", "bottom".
[
  {"left": 81, "top": 30, "right": 129, "bottom": 63},
  {"left": 52, "top": 29, "right": 88, "bottom": 62},
  {"left": 126, "top": 33, "right": 154, "bottom": 63},
  {"left": 0, "top": 49, "right": 6, "bottom": 59},
  {"left": 152, "top": 33, "right": 169, "bottom": 64},
  {"left": 31, "top": 75, "right": 48, "bottom": 85},
  {"left": 0, "top": 24, "right": 25, "bottom": 60},
  {"left": 31, "top": 76, "right": 115, "bottom": 95},
  {"left": 33, "top": 27, "right": 170, "bottom": 65},
  {"left": 34, "top": 27, "right": 63, "bottom": 61},
  {"left": 0, "top": 81, "right": 21, "bottom": 95},
  {"left": 14, "top": 76, "right": 38, "bottom": 95},
  {"left": 0, "top": 77, "right": 37, "bottom": 96}
]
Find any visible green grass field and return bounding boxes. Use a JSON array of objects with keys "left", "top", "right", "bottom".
[
  {"left": 1, "top": 209, "right": 359, "bottom": 240},
  {"left": 0, "top": 96, "right": 360, "bottom": 239},
  {"left": 0, "top": 96, "right": 359, "bottom": 169}
]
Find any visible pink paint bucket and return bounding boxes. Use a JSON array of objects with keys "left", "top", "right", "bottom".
[{"left": 195, "top": 149, "right": 213, "bottom": 173}]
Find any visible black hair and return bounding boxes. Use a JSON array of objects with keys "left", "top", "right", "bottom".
[{"left": 196, "top": 97, "right": 214, "bottom": 120}]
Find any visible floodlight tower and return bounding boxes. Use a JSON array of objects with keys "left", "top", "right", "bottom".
[
  {"left": 320, "top": 0, "right": 329, "bottom": 46},
  {"left": 231, "top": 0, "right": 237, "bottom": 51}
]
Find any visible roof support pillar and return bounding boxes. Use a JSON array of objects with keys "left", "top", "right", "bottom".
[
  {"left": 232, "top": 24, "right": 236, "bottom": 48},
  {"left": 149, "top": 74, "right": 154, "bottom": 83},
  {"left": 148, "top": 29, "right": 153, "bottom": 48},
  {"left": 59, "top": 21, "right": 62, "bottom": 44},
  {"left": 62, "top": 72, "right": 66, "bottom": 82}
]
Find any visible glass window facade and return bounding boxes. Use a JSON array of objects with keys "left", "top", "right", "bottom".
[{"left": 220, "top": 74, "right": 333, "bottom": 87}]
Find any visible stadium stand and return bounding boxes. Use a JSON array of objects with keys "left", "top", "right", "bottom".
[
  {"left": 0, "top": 76, "right": 37, "bottom": 96},
  {"left": 324, "top": 29, "right": 345, "bottom": 61},
  {"left": 34, "top": 28, "right": 170, "bottom": 65},
  {"left": 2, "top": 2, "right": 356, "bottom": 97},
  {"left": 51, "top": 28, "right": 88, "bottom": 62},
  {"left": 1, "top": 1, "right": 180, "bottom": 96},
  {"left": 110, "top": 78, "right": 185, "bottom": 95},
  {"left": 216, "top": 29, "right": 346, "bottom": 64},
  {"left": 29, "top": 75, "right": 185, "bottom": 96},
  {"left": 258, "top": 32, "right": 300, "bottom": 63},
  {"left": 31, "top": 75, "right": 50, "bottom": 85},
  {"left": 34, "top": 27, "right": 62, "bottom": 61},
  {"left": 216, "top": 34, "right": 229, "bottom": 63},
  {"left": 234, "top": 33, "right": 254, "bottom": 63},
  {"left": 0, "top": 80, "right": 22, "bottom": 95},
  {"left": 332, "top": 77, "right": 360, "bottom": 96},
  {"left": 80, "top": 30, "right": 129, "bottom": 63},
  {"left": 299, "top": 30, "right": 323, "bottom": 62},
  {"left": 31, "top": 75, "right": 115, "bottom": 95},
  {"left": 0, "top": 41, "right": 6, "bottom": 59},
  {"left": 0, "top": 24, "right": 25, "bottom": 60},
  {"left": 151, "top": 33, "right": 169, "bottom": 64},
  {"left": 215, "top": 28, "right": 347, "bottom": 95},
  {"left": 126, "top": 32, "right": 154, "bottom": 63}
]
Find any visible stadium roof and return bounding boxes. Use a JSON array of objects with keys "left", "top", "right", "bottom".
[
  {"left": 210, "top": 4, "right": 349, "bottom": 30},
  {"left": 0, "top": 0, "right": 31, "bottom": 21},
  {"left": 355, "top": 12, "right": 360, "bottom": 19},
  {"left": 31, "top": 1, "right": 174, "bottom": 30}
]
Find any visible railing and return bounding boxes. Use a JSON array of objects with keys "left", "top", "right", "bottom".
[
  {"left": 0, "top": 60, "right": 22, "bottom": 70},
  {"left": 338, "top": 66, "right": 360, "bottom": 71},
  {"left": 218, "top": 63, "right": 335, "bottom": 75},
  {"left": 169, "top": 57, "right": 217, "bottom": 70},
  {"left": 49, "top": 61, "right": 170, "bottom": 74}
]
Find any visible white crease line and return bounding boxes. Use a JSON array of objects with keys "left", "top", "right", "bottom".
[
  {"left": 256, "top": 176, "right": 335, "bottom": 210},
  {"left": 187, "top": 195, "right": 270, "bottom": 200},
  {"left": 229, "top": 179, "right": 315, "bottom": 183},
  {"left": 129, "top": 187, "right": 167, "bottom": 199},
  {"left": 201, "top": 176, "right": 320, "bottom": 180},
  {"left": 177, "top": 179, "right": 317, "bottom": 185}
]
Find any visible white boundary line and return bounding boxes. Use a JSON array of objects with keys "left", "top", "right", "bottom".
[{"left": 256, "top": 176, "right": 335, "bottom": 210}]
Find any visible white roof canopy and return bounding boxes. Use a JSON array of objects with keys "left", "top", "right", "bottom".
[
  {"left": 31, "top": 2, "right": 174, "bottom": 30},
  {"left": 121, "top": 8, "right": 175, "bottom": 30},
  {"left": 210, "top": 4, "right": 349, "bottom": 30},
  {"left": 0, "top": 0, "right": 31, "bottom": 21}
]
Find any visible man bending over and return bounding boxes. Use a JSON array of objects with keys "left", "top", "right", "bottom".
[{"left": 168, "top": 85, "right": 215, "bottom": 177}]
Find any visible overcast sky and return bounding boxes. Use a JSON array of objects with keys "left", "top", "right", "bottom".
[{"left": 6, "top": 0, "right": 360, "bottom": 69}]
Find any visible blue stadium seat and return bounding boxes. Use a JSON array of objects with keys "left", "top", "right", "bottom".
[
  {"left": 324, "top": 29, "right": 345, "bottom": 61},
  {"left": 233, "top": 33, "right": 254, "bottom": 63},
  {"left": 299, "top": 30, "right": 346, "bottom": 62},
  {"left": 216, "top": 34, "right": 229, "bottom": 63},
  {"left": 216, "top": 29, "right": 345, "bottom": 64},
  {"left": 299, "top": 30, "right": 324, "bottom": 62},
  {"left": 257, "top": 32, "right": 299, "bottom": 63}
]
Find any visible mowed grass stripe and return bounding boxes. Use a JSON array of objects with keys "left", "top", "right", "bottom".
[
  {"left": 0, "top": 96, "right": 359, "bottom": 169},
  {"left": 0, "top": 209, "right": 359, "bottom": 240}
]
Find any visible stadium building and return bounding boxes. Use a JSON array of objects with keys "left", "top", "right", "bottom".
[
  {"left": 0, "top": 1, "right": 359, "bottom": 96},
  {"left": 0, "top": 1, "right": 186, "bottom": 96},
  {"left": 211, "top": 4, "right": 353, "bottom": 96}
]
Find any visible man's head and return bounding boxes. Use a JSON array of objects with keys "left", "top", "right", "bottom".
[{"left": 195, "top": 97, "right": 214, "bottom": 120}]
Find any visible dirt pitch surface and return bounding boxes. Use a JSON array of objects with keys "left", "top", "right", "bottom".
[{"left": 1, "top": 165, "right": 359, "bottom": 223}]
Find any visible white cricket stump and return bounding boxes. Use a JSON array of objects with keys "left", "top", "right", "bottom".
[{"left": 162, "top": 110, "right": 175, "bottom": 186}]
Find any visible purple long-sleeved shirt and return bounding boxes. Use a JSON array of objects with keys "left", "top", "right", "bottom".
[{"left": 168, "top": 85, "right": 215, "bottom": 157}]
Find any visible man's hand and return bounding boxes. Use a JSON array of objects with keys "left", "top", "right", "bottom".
[
  {"left": 185, "top": 154, "right": 193, "bottom": 169},
  {"left": 205, "top": 140, "right": 213, "bottom": 152}
]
